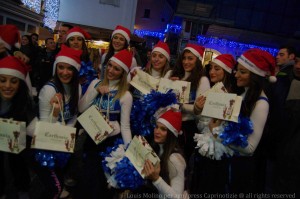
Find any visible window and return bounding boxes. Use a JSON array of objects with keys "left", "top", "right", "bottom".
[
  {"left": 143, "top": 9, "right": 150, "bottom": 18},
  {"left": 6, "top": 18, "right": 25, "bottom": 31},
  {"left": 28, "top": 24, "right": 36, "bottom": 33}
]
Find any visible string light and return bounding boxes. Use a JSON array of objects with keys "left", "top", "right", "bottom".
[
  {"left": 43, "top": 0, "right": 60, "bottom": 31},
  {"left": 197, "top": 35, "right": 278, "bottom": 56},
  {"left": 21, "top": 0, "right": 41, "bottom": 14},
  {"left": 164, "top": 24, "right": 182, "bottom": 33},
  {"left": 134, "top": 29, "right": 165, "bottom": 39}
]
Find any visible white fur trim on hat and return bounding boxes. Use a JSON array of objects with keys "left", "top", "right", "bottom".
[
  {"left": 152, "top": 47, "right": 170, "bottom": 61},
  {"left": 66, "top": 32, "right": 85, "bottom": 40},
  {"left": 237, "top": 55, "right": 266, "bottom": 77},
  {"left": 212, "top": 59, "right": 232, "bottom": 73},
  {"left": 109, "top": 56, "right": 129, "bottom": 73},
  {"left": 0, "top": 68, "right": 25, "bottom": 80},
  {"left": 184, "top": 47, "right": 203, "bottom": 61},
  {"left": 53, "top": 56, "right": 81, "bottom": 75},
  {"left": 0, "top": 37, "right": 11, "bottom": 50},
  {"left": 112, "top": 30, "right": 130, "bottom": 44},
  {"left": 157, "top": 118, "right": 180, "bottom": 137}
]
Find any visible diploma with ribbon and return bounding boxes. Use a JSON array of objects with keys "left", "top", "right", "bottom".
[
  {"left": 77, "top": 105, "right": 113, "bottom": 145},
  {"left": 125, "top": 135, "right": 160, "bottom": 178},
  {"left": 201, "top": 92, "right": 242, "bottom": 123},
  {"left": 0, "top": 118, "right": 26, "bottom": 154},
  {"left": 158, "top": 78, "right": 191, "bottom": 104},
  {"left": 130, "top": 69, "right": 160, "bottom": 94}
]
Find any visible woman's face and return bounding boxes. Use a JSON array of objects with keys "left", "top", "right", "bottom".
[
  {"left": 209, "top": 62, "right": 225, "bottom": 83},
  {"left": 68, "top": 36, "right": 84, "bottom": 50},
  {"left": 0, "top": 74, "right": 20, "bottom": 100},
  {"left": 235, "top": 63, "right": 251, "bottom": 87},
  {"left": 182, "top": 51, "right": 197, "bottom": 72},
  {"left": 106, "top": 60, "right": 124, "bottom": 80},
  {"left": 154, "top": 122, "right": 168, "bottom": 144},
  {"left": 21, "top": 36, "right": 29, "bottom": 46},
  {"left": 112, "top": 33, "right": 126, "bottom": 52},
  {"left": 151, "top": 51, "right": 167, "bottom": 72},
  {"left": 56, "top": 62, "right": 74, "bottom": 84}
]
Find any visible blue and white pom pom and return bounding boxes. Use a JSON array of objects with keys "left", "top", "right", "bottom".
[
  {"left": 100, "top": 139, "right": 144, "bottom": 190},
  {"left": 35, "top": 150, "right": 71, "bottom": 169},
  {"left": 130, "top": 90, "right": 177, "bottom": 137},
  {"left": 219, "top": 116, "right": 253, "bottom": 148}
]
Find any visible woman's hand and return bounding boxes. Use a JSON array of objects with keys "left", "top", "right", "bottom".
[
  {"left": 50, "top": 93, "right": 63, "bottom": 117},
  {"left": 14, "top": 51, "right": 30, "bottom": 64},
  {"left": 195, "top": 95, "right": 206, "bottom": 112},
  {"left": 97, "top": 85, "right": 109, "bottom": 95},
  {"left": 208, "top": 118, "right": 222, "bottom": 132},
  {"left": 142, "top": 159, "right": 160, "bottom": 182},
  {"left": 170, "top": 76, "right": 180, "bottom": 81}
]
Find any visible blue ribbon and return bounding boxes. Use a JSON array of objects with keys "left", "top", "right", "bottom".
[
  {"left": 35, "top": 150, "right": 71, "bottom": 169},
  {"left": 100, "top": 138, "right": 145, "bottom": 190},
  {"left": 219, "top": 116, "right": 253, "bottom": 148},
  {"left": 130, "top": 90, "right": 177, "bottom": 137}
]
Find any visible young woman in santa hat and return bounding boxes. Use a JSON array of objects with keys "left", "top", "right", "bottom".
[
  {"left": 35, "top": 44, "right": 82, "bottom": 199},
  {"left": 64, "top": 26, "right": 98, "bottom": 95},
  {"left": 100, "top": 25, "right": 137, "bottom": 81},
  {"left": 207, "top": 48, "right": 276, "bottom": 193},
  {"left": 139, "top": 108, "right": 186, "bottom": 198},
  {"left": 0, "top": 56, "right": 35, "bottom": 198},
  {"left": 191, "top": 54, "right": 237, "bottom": 194},
  {"left": 165, "top": 43, "right": 210, "bottom": 162},
  {"left": 131, "top": 41, "right": 171, "bottom": 100},
  {"left": 78, "top": 49, "right": 133, "bottom": 198}
]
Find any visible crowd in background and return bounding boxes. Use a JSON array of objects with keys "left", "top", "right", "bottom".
[{"left": 0, "top": 23, "right": 299, "bottom": 199}]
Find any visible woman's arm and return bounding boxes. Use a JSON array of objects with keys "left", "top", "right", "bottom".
[
  {"left": 152, "top": 153, "right": 186, "bottom": 199},
  {"left": 229, "top": 98, "right": 269, "bottom": 155},
  {"left": 78, "top": 79, "right": 100, "bottom": 113},
  {"left": 119, "top": 91, "right": 133, "bottom": 146},
  {"left": 38, "top": 85, "right": 58, "bottom": 123},
  {"left": 181, "top": 76, "right": 210, "bottom": 115}
]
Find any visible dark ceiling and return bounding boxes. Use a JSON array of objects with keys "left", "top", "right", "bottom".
[{"left": 174, "top": 0, "right": 300, "bottom": 48}]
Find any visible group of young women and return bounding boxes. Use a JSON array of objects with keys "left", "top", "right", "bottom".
[{"left": 0, "top": 23, "right": 276, "bottom": 199}]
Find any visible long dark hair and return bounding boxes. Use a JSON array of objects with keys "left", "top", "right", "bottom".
[
  {"left": 238, "top": 73, "right": 266, "bottom": 117},
  {"left": 103, "top": 40, "right": 129, "bottom": 66},
  {"left": 152, "top": 130, "right": 183, "bottom": 185},
  {"left": 65, "top": 38, "right": 90, "bottom": 62},
  {"left": 52, "top": 67, "right": 79, "bottom": 115},
  {"left": 0, "top": 80, "right": 34, "bottom": 122},
  {"left": 171, "top": 50, "right": 204, "bottom": 91}
]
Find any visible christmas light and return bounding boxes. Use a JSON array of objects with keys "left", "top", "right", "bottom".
[
  {"left": 134, "top": 29, "right": 165, "bottom": 39},
  {"left": 21, "top": 0, "right": 41, "bottom": 14},
  {"left": 197, "top": 35, "right": 278, "bottom": 56},
  {"left": 164, "top": 24, "right": 182, "bottom": 33},
  {"left": 43, "top": 0, "right": 60, "bottom": 31}
]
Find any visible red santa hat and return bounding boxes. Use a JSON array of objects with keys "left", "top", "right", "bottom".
[
  {"left": 0, "top": 25, "right": 20, "bottom": 50},
  {"left": 184, "top": 43, "right": 205, "bottom": 61},
  {"left": 0, "top": 56, "right": 29, "bottom": 80},
  {"left": 53, "top": 44, "right": 82, "bottom": 74},
  {"left": 212, "top": 54, "right": 236, "bottom": 73},
  {"left": 109, "top": 49, "right": 133, "bottom": 73},
  {"left": 66, "top": 26, "right": 91, "bottom": 40},
  {"left": 157, "top": 109, "right": 182, "bottom": 137},
  {"left": 237, "top": 48, "right": 277, "bottom": 82},
  {"left": 111, "top": 25, "right": 131, "bottom": 44},
  {"left": 152, "top": 41, "right": 170, "bottom": 61}
]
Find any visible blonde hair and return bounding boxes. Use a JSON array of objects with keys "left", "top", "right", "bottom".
[
  {"left": 100, "top": 66, "right": 129, "bottom": 101},
  {"left": 145, "top": 60, "right": 170, "bottom": 77}
]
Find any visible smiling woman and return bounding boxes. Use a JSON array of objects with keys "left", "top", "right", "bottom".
[
  {"left": 78, "top": 49, "right": 133, "bottom": 198},
  {"left": 36, "top": 44, "right": 82, "bottom": 198},
  {"left": 0, "top": 56, "right": 35, "bottom": 198}
]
